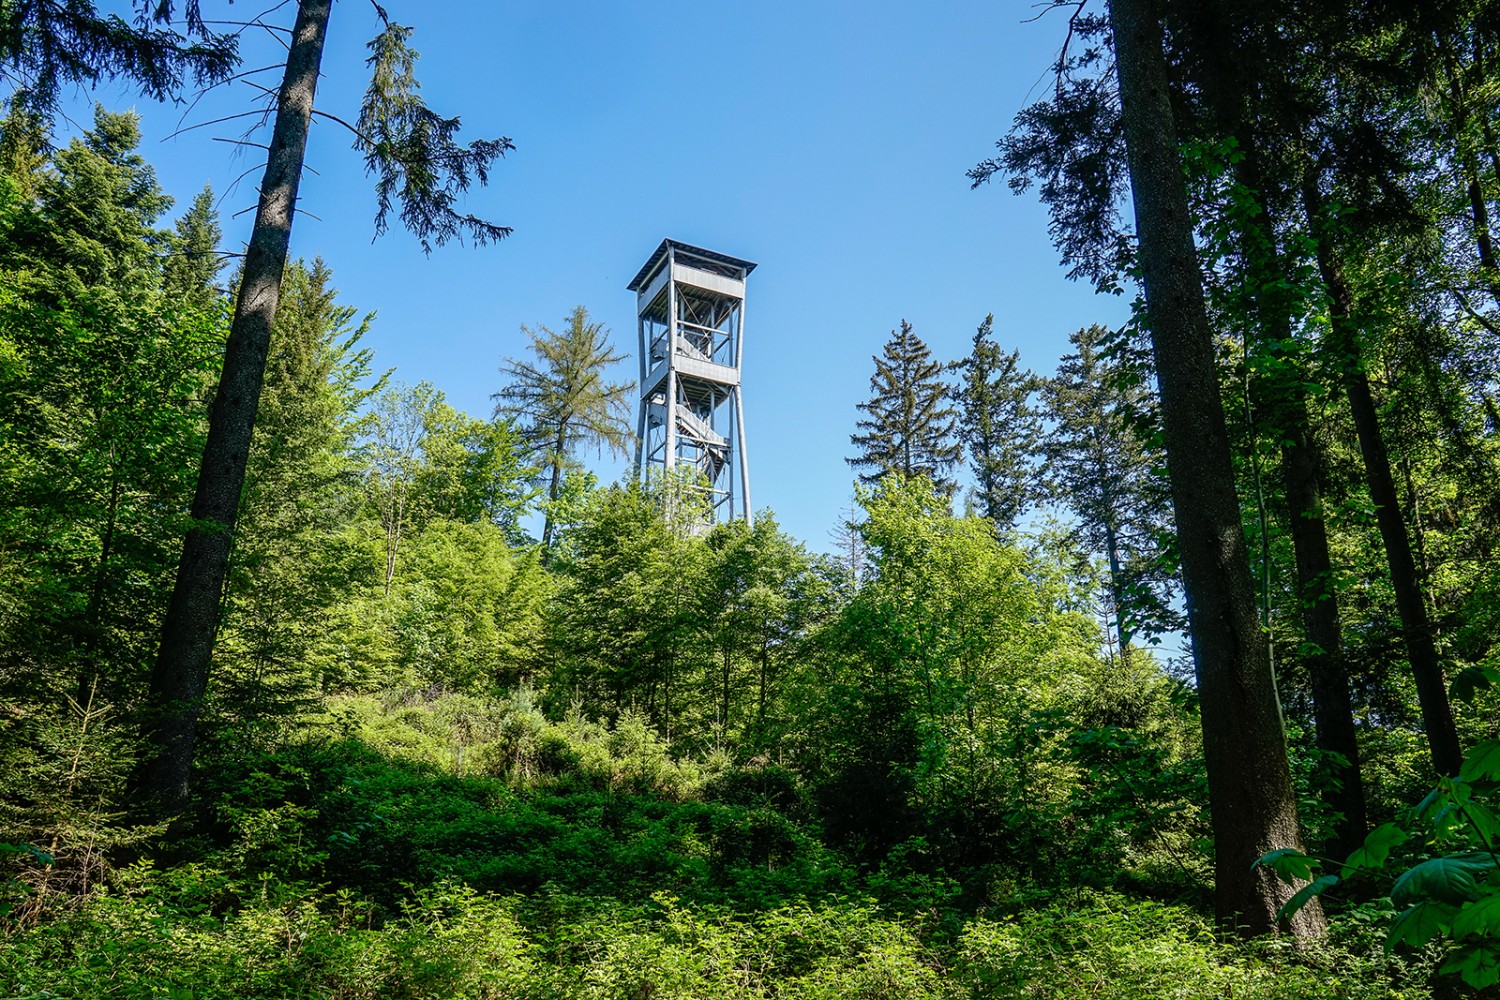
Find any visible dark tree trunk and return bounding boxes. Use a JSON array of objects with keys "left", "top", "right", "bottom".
[
  {"left": 540, "top": 421, "right": 568, "bottom": 562},
  {"left": 1102, "top": 517, "right": 1130, "bottom": 666},
  {"left": 1108, "top": 0, "right": 1324, "bottom": 937},
  {"left": 722, "top": 646, "right": 732, "bottom": 731},
  {"left": 1228, "top": 145, "right": 1368, "bottom": 859},
  {"left": 757, "top": 641, "right": 768, "bottom": 723},
  {"left": 137, "top": 0, "right": 332, "bottom": 810},
  {"left": 1301, "top": 173, "right": 1463, "bottom": 778},
  {"left": 1279, "top": 404, "right": 1368, "bottom": 857}
]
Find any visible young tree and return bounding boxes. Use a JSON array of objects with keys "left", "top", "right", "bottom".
[
  {"left": 847, "top": 320, "right": 962, "bottom": 497},
  {"left": 493, "top": 305, "right": 635, "bottom": 553},
  {"left": 0, "top": 108, "right": 223, "bottom": 711},
  {"left": 161, "top": 185, "right": 224, "bottom": 309},
  {"left": 956, "top": 313, "right": 1046, "bottom": 532},
  {"left": 215, "top": 258, "right": 377, "bottom": 727},
  {"left": 142, "top": 0, "right": 514, "bottom": 809}
]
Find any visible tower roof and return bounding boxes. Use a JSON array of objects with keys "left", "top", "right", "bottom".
[{"left": 627, "top": 239, "right": 757, "bottom": 292}]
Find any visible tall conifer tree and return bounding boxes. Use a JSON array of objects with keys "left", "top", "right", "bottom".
[
  {"left": 162, "top": 185, "right": 224, "bottom": 309},
  {"left": 494, "top": 305, "right": 635, "bottom": 554},
  {"left": 956, "top": 313, "right": 1044, "bottom": 531},
  {"left": 1042, "top": 324, "right": 1174, "bottom": 657},
  {"left": 847, "top": 320, "right": 961, "bottom": 497}
]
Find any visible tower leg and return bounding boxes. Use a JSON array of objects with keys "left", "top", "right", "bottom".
[{"left": 734, "top": 385, "right": 751, "bottom": 525}]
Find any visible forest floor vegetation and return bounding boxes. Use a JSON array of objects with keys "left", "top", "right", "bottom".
[{"left": 1, "top": 690, "right": 1435, "bottom": 999}]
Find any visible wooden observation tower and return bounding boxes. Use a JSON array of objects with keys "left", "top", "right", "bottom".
[{"left": 628, "top": 239, "right": 754, "bottom": 524}]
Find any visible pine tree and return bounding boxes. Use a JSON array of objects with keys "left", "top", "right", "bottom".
[
  {"left": 1042, "top": 324, "right": 1175, "bottom": 655},
  {"left": 493, "top": 305, "right": 635, "bottom": 553},
  {"left": 956, "top": 313, "right": 1044, "bottom": 532},
  {"left": 162, "top": 186, "right": 224, "bottom": 310},
  {"left": 847, "top": 320, "right": 961, "bottom": 497}
]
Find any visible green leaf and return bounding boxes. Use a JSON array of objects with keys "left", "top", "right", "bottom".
[
  {"left": 1345, "top": 821, "right": 1410, "bottom": 872},
  {"left": 1256, "top": 848, "right": 1316, "bottom": 883},
  {"left": 1451, "top": 665, "right": 1500, "bottom": 704},
  {"left": 1452, "top": 893, "right": 1500, "bottom": 938},
  {"left": 1392, "top": 853, "right": 1498, "bottom": 906},
  {"left": 1388, "top": 900, "right": 1460, "bottom": 951},
  {"left": 1440, "top": 944, "right": 1500, "bottom": 989},
  {"left": 1466, "top": 801, "right": 1500, "bottom": 846},
  {"left": 1278, "top": 874, "right": 1338, "bottom": 921},
  {"left": 1460, "top": 740, "right": 1500, "bottom": 784}
]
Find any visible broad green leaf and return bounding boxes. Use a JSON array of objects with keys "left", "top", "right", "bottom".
[
  {"left": 1388, "top": 900, "right": 1460, "bottom": 951},
  {"left": 1440, "top": 944, "right": 1500, "bottom": 989},
  {"left": 1451, "top": 665, "right": 1500, "bottom": 704},
  {"left": 1466, "top": 801, "right": 1500, "bottom": 846},
  {"left": 1256, "top": 848, "right": 1316, "bottom": 883},
  {"left": 1392, "top": 853, "right": 1498, "bottom": 906},
  {"left": 1345, "top": 821, "right": 1410, "bottom": 872},
  {"left": 1460, "top": 740, "right": 1500, "bottom": 784},
  {"left": 1452, "top": 893, "right": 1500, "bottom": 938},
  {"left": 1278, "top": 874, "right": 1338, "bottom": 921}
]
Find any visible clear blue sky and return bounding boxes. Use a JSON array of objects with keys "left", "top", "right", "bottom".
[{"left": 79, "top": 1, "right": 1131, "bottom": 551}]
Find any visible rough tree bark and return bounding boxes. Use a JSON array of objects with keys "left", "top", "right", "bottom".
[
  {"left": 1108, "top": 0, "right": 1325, "bottom": 936},
  {"left": 138, "top": 0, "right": 332, "bottom": 809}
]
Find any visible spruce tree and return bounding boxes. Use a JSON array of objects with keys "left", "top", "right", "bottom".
[
  {"left": 1042, "top": 324, "right": 1175, "bottom": 656},
  {"left": 847, "top": 320, "right": 961, "bottom": 497},
  {"left": 162, "top": 185, "right": 224, "bottom": 310},
  {"left": 956, "top": 313, "right": 1044, "bottom": 532}
]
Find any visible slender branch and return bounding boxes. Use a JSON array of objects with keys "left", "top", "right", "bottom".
[
  {"left": 160, "top": 109, "right": 272, "bottom": 143},
  {"left": 211, "top": 137, "right": 270, "bottom": 150},
  {"left": 311, "top": 107, "right": 374, "bottom": 144}
]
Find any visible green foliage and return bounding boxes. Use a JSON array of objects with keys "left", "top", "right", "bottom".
[
  {"left": 955, "top": 313, "right": 1046, "bottom": 532},
  {"left": 1040, "top": 323, "right": 1178, "bottom": 649},
  {"left": 0, "top": 105, "right": 225, "bottom": 706},
  {"left": 847, "top": 319, "right": 962, "bottom": 497},
  {"left": 357, "top": 19, "right": 514, "bottom": 250},
  {"left": 1261, "top": 737, "right": 1500, "bottom": 989},
  {"left": 494, "top": 305, "right": 634, "bottom": 550}
]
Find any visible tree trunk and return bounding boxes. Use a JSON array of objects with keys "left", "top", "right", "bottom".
[
  {"left": 137, "top": 0, "right": 332, "bottom": 810},
  {"left": 1301, "top": 173, "right": 1463, "bottom": 778},
  {"left": 722, "top": 646, "right": 732, "bottom": 731},
  {"left": 1102, "top": 517, "right": 1130, "bottom": 666},
  {"left": 1279, "top": 404, "right": 1368, "bottom": 857},
  {"left": 1108, "top": 0, "right": 1324, "bottom": 937},
  {"left": 540, "top": 421, "right": 568, "bottom": 561},
  {"left": 758, "top": 644, "right": 768, "bottom": 722},
  {"left": 1230, "top": 149, "right": 1367, "bottom": 859}
]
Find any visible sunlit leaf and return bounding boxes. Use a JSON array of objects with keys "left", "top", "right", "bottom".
[
  {"left": 1256, "top": 848, "right": 1316, "bottom": 883},
  {"left": 1460, "top": 740, "right": 1500, "bottom": 784},
  {"left": 1345, "top": 821, "right": 1409, "bottom": 872},
  {"left": 1452, "top": 893, "right": 1500, "bottom": 938},
  {"left": 1392, "top": 854, "right": 1497, "bottom": 906},
  {"left": 1278, "top": 874, "right": 1338, "bottom": 921}
]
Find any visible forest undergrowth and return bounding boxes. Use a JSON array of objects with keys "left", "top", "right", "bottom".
[{"left": 1, "top": 690, "right": 1439, "bottom": 1000}]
